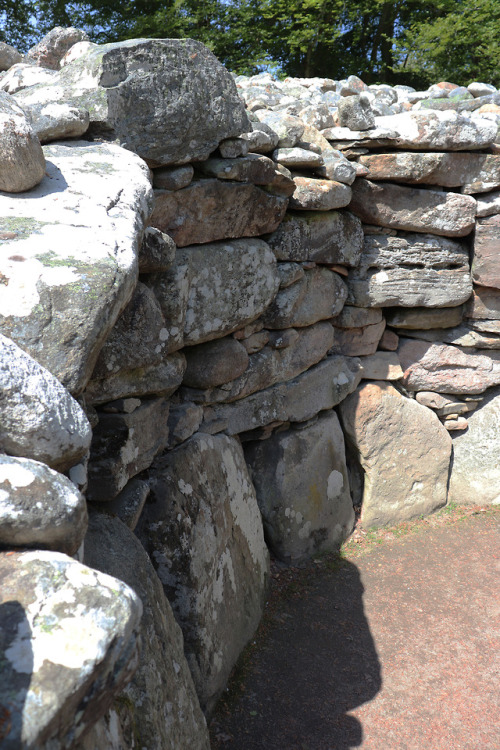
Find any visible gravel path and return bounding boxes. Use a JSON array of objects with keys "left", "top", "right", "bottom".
[{"left": 210, "top": 508, "right": 500, "bottom": 750}]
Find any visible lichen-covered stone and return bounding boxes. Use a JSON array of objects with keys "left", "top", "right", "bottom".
[
  {"left": 26, "top": 27, "right": 89, "bottom": 70},
  {"left": 183, "top": 337, "right": 249, "bottom": 389},
  {"left": 0, "top": 91, "right": 45, "bottom": 193},
  {"left": 136, "top": 434, "right": 269, "bottom": 715},
  {"left": 139, "top": 226, "right": 176, "bottom": 273},
  {"left": 289, "top": 176, "right": 352, "bottom": 211},
  {"left": 0, "top": 550, "right": 142, "bottom": 749},
  {"left": 0, "top": 334, "right": 91, "bottom": 472},
  {"left": 0, "top": 455, "right": 87, "bottom": 554},
  {"left": 0, "top": 141, "right": 153, "bottom": 394},
  {"left": 245, "top": 410, "right": 355, "bottom": 562}
]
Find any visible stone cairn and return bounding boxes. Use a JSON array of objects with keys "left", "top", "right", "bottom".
[{"left": 0, "top": 26, "right": 499, "bottom": 749}]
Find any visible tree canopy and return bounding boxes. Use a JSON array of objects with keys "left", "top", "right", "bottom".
[{"left": 2, "top": 0, "right": 499, "bottom": 87}]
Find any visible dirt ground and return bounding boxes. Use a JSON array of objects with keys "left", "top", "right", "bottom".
[{"left": 209, "top": 506, "right": 500, "bottom": 750}]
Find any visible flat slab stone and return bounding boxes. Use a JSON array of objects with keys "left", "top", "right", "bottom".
[
  {"left": 0, "top": 140, "right": 153, "bottom": 394},
  {"left": 386, "top": 306, "right": 464, "bottom": 330},
  {"left": 0, "top": 456, "right": 87, "bottom": 555},
  {"left": 472, "top": 214, "right": 500, "bottom": 289},
  {"left": 289, "top": 176, "right": 351, "bottom": 211},
  {"left": 15, "top": 38, "right": 250, "bottom": 167},
  {"left": 349, "top": 179, "right": 476, "bottom": 237},
  {"left": 339, "top": 381, "right": 451, "bottom": 528},
  {"left": 201, "top": 355, "right": 361, "bottom": 435},
  {"left": 244, "top": 410, "right": 355, "bottom": 562},
  {"left": 467, "top": 286, "right": 500, "bottom": 320},
  {"left": 448, "top": 387, "right": 500, "bottom": 505},
  {"left": 150, "top": 179, "right": 288, "bottom": 246},
  {"left": 357, "top": 152, "right": 500, "bottom": 194},
  {"left": 0, "top": 550, "right": 142, "bottom": 750},
  {"left": 346, "top": 232, "right": 472, "bottom": 308}
]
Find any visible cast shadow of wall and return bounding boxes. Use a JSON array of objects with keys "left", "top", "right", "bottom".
[
  {"left": 0, "top": 601, "right": 33, "bottom": 750},
  {"left": 211, "top": 558, "right": 381, "bottom": 750}
]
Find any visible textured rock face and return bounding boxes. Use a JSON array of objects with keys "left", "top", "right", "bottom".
[
  {"left": 347, "top": 233, "right": 472, "bottom": 308},
  {"left": 26, "top": 26, "right": 89, "bottom": 69},
  {"left": 267, "top": 210, "right": 363, "bottom": 265},
  {"left": 339, "top": 382, "right": 451, "bottom": 527},
  {"left": 245, "top": 410, "right": 355, "bottom": 562},
  {"left": 358, "top": 152, "right": 500, "bottom": 194},
  {"left": 448, "top": 388, "right": 500, "bottom": 505},
  {"left": 0, "top": 41, "right": 23, "bottom": 70},
  {"left": 183, "top": 337, "right": 249, "bottom": 389},
  {"left": 21, "top": 100, "right": 90, "bottom": 143},
  {"left": 137, "top": 434, "right": 269, "bottom": 715},
  {"left": 0, "top": 141, "right": 153, "bottom": 394},
  {"left": 350, "top": 179, "right": 477, "bottom": 237},
  {"left": 0, "top": 334, "right": 91, "bottom": 472},
  {"left": 84, "top": 514, "right": 211, "bottom": 750},
  {"left": 201, "top": 355, "right": 361, "bottom": 435},
  {"left": 0, "top": 456, "right": 87, "bottom": 554},
  {"left": 472, "top": 215, "right": 500, "bottom": 289},
  {"left": 0, "top": 550, "right": 142, "bottom": 750},
  {"left": 150, "top": 179, "right": 287, "bottom": 246},
  {"left": 398, "top": 338, "right": 500, "bottom": 394},
  {"left": 0, "top": 91, "right": 46, "bottom": 193},
  {"left": 16, "top": 38, "right": 250, "bottom": 166},
  {"left": 289, "top": 176, "right": 352, "bottom": 211},
  {"left": 146, "top": 239, "right": 280, "bottom": 351}
]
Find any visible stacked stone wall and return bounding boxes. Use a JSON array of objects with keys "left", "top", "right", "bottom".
[{"left": 0, "top": 29, "right": 499, "bottom": 748}]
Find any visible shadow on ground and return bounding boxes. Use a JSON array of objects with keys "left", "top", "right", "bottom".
[{"left": 210, "top": 559, "right": 381, "bottom": 750}]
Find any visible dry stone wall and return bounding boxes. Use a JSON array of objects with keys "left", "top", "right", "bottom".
[{"left": 0, "top": 28, "right": 499, "bottom": 749}]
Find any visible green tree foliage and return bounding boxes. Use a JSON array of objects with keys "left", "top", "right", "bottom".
[{"left": 1, "top": 0, "right": 499, "bottom": 86}]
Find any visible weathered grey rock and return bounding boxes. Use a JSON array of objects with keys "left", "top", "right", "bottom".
[
  {"left": 0, "top": 549, "right": 142, "bottom": 750},
  {"left": 85, "top": 354, "right": 186, "bottom": 405},
  {"left": 151, "top": 179, "right": 287, "bottom": 246},
  {"left": 289, "top": 176, "right": 352, "bottom": 210},
  {"left": 333, "top": 306, "right": 383, "bottom": 328},
  {"left": 472, "top": 214, "right": 500, "bottom": 289},
  {"left": 16, "top": 38, "right": 250, "bottom": 166},
  {"left": 0, "top": 456, "right": 87, "bottom": 554},
  {"left": 218, "top": 137, "right": 249, "bottom": 158},
  {"left": 350, "top": 179, "right": 476, "bottom": 237},
  {"left": 315, "top": 150, "right": 358, "bottom": 184},
  {"left": 0, "top": 42, "right": 23, "bottom": 70},
  {"left": 448, "top": 387, "right": 500, "bottom": 504},
  {"left": 152, "top": 164, "right": 194, "bottom": 190},
  {"left": 23, "top": 101, "right": 89, "bottom": 142},
  {"left": 0, "top": 141, "right": 153, "bottom": 394},
  {"left": 166, "top": 402, "right": 204, "bottom": 448},
  {"left": 0, "top": 334, "right": 91, "bottom": 472},
  {"left": 181, "top": 322, "right": 334, "bottom": 404},
  {"left": 468, "top": 82, "right": 497, "bottom": 98},
  {"left": 263, "top": 267, "right": 347, "bottom": 329},
  {"left": 395, "top": 323, "right": 500, "bottom": 350},
  {"left": 266, "top": 210, "right": 363, "bottom": 265},
  {"left": 358, "top": 352, "right": 403, "bottom": 380},
  {"left": 60, "top": 40, "right": 97, "bottom": 66},
  {"left": 253, "top": 110, "right": 304, "bottom": 147},
  {"left": 136, "top": 434, "right": 269, "bottom": 714},
  {"left": 139, "top": 226, "right": 176, "bottom": 273},
  {"left": 339, "top": 75, "right": 368, "bottom": 96},
  {"left": 262, "top": 162, "right": 296, "bottom": 197},
  {"left": 277, "top": 261, "right": 305, "bottom": 288},
  {"left": 330, "top": 319, "right": 386, "bottom": 356},
  {"left": 1, "top": 64, "right": 59, "bottom": 93},
  {"left": 476, "top": 191, "right": 500, "bottom": 217},
  {"left": 467, "top": 286, "right": 500, "bottom": 320},
  {"left": 338, "top": 94, "right": 375, "bottom": 130},
  {"left": 201, "top": 355, "right": 361, "bottom": 435},
  {"left": 298, "top": 102, "right": 334, "bottom": 130},
  {"left": 87, "top": 397, "right": 170, "bottom": 501},
  {"left": 347, "top": 232, "right": 472, "bottom": 307},
  {"left": 386, "top": 306, "right": 464, "bottom": 329},
  {"left": 93, "top": 477, "right": 150, "bottom": 531},
  {"left": 339, "top": 381, "right": 451, "bottom": 527},
  {"left": 26, "top": 27, "right": 89, "bottom": 69},
  {"left": 146, "top": 239, "right": 279, "bottom": 351},
  {"left": 0, "top": 91, "right": 45, "bottom": 192},
  {"left": 84, "top": 514, "right": 211, "bottom": 749},
  {"left": 273, "top": 147, "right": 323, "bottom": 168},
  {"left": 245, "top": 410, "right": 354, "bottom": 562},
  {"left": 398, "top": 337, "right": 500, "bottom": 394},
  {"left": 183, "top": 337, "right": 249, "bottom": 388},
  {"left": 239, "top": 121, "right": 279, "bottom": 153},
  {"left": 357, "top": 152, "right": 500, "bottom": 194},
  {"left": 324, "top": 111, "right": 497, "bottom": 151},
  {"left": 199, "top": 154, "right": 277, "bottom": 183}
]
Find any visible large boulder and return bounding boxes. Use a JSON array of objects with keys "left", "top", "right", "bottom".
[
  {"left": 84, "top": 514, "right": 210, "bottom": 750},
  {"left": 0, "top": 550, "right": 142, "bottom": 749},
  {"left": 0, "top": 140, "right": 153, "bottom": 394},
  {"left": 15, "top": 38, "right": 250, "bottom": 166},
  {"left": 136, "top": 434, "right": 270, "bottom": 715},
  {"left": 339, "top": 381, "right": 451, "bottom": 528},
  {"left": 26, "top": 27, "right": 89, "bottom": 70},
  {"left": 0, "top": 41, "right": 23, "bottom": 71},
  {"left": 0, "top": 90, "right": 45, "bottom": 193},
  {"left": 0, "top": 334, "right": 91, "bottom": 472},
  {"left": 244, "top": 410, "right": 355, "bottom": 562},
  {"left": 448, "top": 387, "right": 500, "bottom": 505},
  {"left": 145, "top": 239, "right": 280, "bottom": 352},
  {"left": 346, "top": 232, "right": 472, "bottom": 308}
]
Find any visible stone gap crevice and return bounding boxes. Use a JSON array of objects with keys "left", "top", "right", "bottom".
[{"left": 0, "top": 28, "right": 499, "bottom": 748}]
